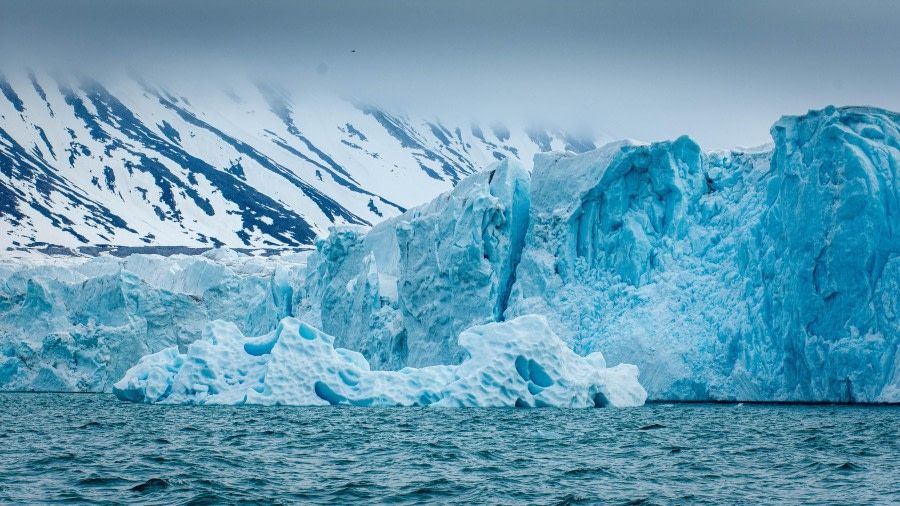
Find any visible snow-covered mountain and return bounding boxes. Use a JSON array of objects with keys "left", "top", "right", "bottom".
[{"left": 0, "top": 72, "right": 607, "bottom": 249}]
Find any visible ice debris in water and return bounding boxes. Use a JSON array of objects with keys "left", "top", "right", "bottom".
[{"left": 113, "top": 314, "right": 647, "bottom": 408}]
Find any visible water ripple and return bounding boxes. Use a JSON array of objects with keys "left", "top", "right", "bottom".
[{"left": 0, "top": 394, "right": 898, "bottom": 504}]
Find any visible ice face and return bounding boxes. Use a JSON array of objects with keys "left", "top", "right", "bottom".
[
  {"left": 299, "top": 106, "right": 900, "bottom": 403},
  {"left": 112, "top": 314, "right": 646, "bottom": 408},
  {"left": 507, "top": 107, "right": 900, "bottom": 402},
  {"left": 505, "top": 135, "right": 731, "bottom": 400},
  {"left": 299, "top": 158, "right": 531, "bottom": 370},
  {"left": 4, "top": 106, "right": 900, "bottom": 404},
  {"left": 756, "top": 107, "right": 900, "bottom": 402},
  {"left": 0, "top": 251, "right": 304, "bottom": 392}
]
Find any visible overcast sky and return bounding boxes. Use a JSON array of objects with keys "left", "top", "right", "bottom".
[{"left": 2, "top": 0, "right": 899, "bottom": 148}]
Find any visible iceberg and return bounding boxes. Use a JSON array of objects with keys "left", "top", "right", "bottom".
[{"left": 112, "top": 314, "right": 647, "bottom": 408}]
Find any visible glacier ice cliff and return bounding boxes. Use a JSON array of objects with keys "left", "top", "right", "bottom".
[
  {"left": 112, "top": 314, "right": 646, "bottom": 408},
  {"left": 300, "top": 106, "right": 900, "bottom": 403},
  {"left": 511, "top": 107, "right": 900, "bottom": 402},
  {"left": 0, "top": 250, "right": 303, "bottom": 391},
  {"left": 297, "top": 158, "right": 530, "bottom": 370},
  {"left": 2, "top": 106, "right": 899, "bottom": 403}
]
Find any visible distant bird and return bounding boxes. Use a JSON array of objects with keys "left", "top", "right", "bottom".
[{"left": 351, "top": 50, "right": 356, "bottom": 53}]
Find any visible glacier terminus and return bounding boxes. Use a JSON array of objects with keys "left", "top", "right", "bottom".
[{"left": 2, "top": 105, "right": 899, "bottom": 406}]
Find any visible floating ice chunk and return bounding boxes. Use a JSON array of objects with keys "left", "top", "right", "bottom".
[{"left": 113, "top": 314, "right": 646, "bottom": 408}]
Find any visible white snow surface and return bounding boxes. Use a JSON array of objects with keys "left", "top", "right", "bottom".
[{"left": 0, "top": 72, "right": 608, "bottom": 249}]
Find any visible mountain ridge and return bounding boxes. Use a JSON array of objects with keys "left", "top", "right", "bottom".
[{"left": 0, "top": 72, "right": 608, "bottom": 249}]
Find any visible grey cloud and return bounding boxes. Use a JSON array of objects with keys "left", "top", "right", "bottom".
[{"left": 2, "top": 0, "right": 899, "bottom": 148}]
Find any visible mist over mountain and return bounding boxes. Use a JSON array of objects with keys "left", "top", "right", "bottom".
[
  {"left": 0, "top": 72, "right": 607, "bottom": 248},
  {"left": 3, "top": 0, "right": 899, "bottom": 149}
]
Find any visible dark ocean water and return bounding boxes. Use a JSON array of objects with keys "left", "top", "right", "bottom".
[{"left": 1, "top": 394, "right": 898, "bottom": 505}]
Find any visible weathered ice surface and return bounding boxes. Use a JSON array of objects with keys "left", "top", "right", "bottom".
[
  {"left": 298, "top": 158, "right": 531, "bottom": 369},
  {"left": 0, "top": 250, "right": 304, "bottom": 391},
  {"left": 113, "top": 314, "right": 646, "bottom": 408},
  {"left": 506, "top": 107, "right": 900, "bottom": 402}
]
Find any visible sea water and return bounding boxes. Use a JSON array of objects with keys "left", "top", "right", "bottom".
[{"left": 1, "top": 394, "right": 897, "bottom": 504}]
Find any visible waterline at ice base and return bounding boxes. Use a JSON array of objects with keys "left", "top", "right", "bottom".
[{"left": 3, "top": 106, "right": 900, "bottom": 405}]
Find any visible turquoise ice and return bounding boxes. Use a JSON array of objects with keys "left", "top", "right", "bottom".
[
  {"left": 113, "top": 314, "right": 646, "bottom": 408},
  {"left": 3, "top": 106, "right": 899, "bottom": 403}
]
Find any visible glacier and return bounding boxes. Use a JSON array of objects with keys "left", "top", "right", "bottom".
[
  {"left": 2, "top": 105, "right": 899, "bottom": 404},
  {"left": 112, "top": 314, "right": 647, "bottom": 408},
  {"left": 0, "top": 249, "right": 304, "bottom": 391},
  {"left": 297, "top": 158, "right": 531, "bottom": 370}
]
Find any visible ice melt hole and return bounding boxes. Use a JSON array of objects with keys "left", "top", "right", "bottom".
[
  {"left": 528, "top": 359, "right": 554, "bottom": 387},
  {"left": 514, "top": 355, "right": 529, "bottom": 381},
  {"left": 339, "top": 369, "right": 360, "bottom": 386},
  {"left": 313, "top": 381, "right": 346, "bottom": 405},
  {"left": 593, "top": 392, "right": 609, "bottom": 408},
  {"left": 244, "top": 334, "right": 278, "bottom": 356}
]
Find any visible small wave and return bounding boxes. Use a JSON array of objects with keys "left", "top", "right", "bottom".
[
  {"left": 563, "top": 466, "right": 614, "bottom": 477},
  {"left": 411, "top": 478, "right": 454, "bottom": 495},
  {"left": 30, "top": 453, "right": 78, "bottom": 466},
  {"left": 804, "top": 461, "right": 828, "bottom": 471},
  {"left": 554, "top": 493, "right": 590, "bottom": 506},
  {"left": 77, "top": 475, "right": 129, "bottom": 487},
  {"left": 835, "top": 462, "right": 862, "bottom": 472},
  {"left": 131, "top": 478, "right": 169, "bottom": 493}
]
